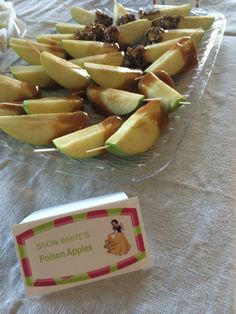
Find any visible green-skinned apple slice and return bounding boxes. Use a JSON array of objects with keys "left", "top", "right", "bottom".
[
  {"left": 144, "top": 38, "right": 182, "bottom": 63},
  {"left": 23, "top": 95, "right": 83, "bottom": 114},
  {"left": 0, "top": 103, "right": 24, "bottom": 116},
  {"left": 70, "top": 7, "right": 95, "bottom": 25},
  {"left": 37, "top": 33, "right": 75, "bottom": 45},
  {"left": 139, "top": 72, "right": 185, "bottom": 113},
  {"left": 118, "top": 19, "right": 152, "bottom": 47},
  {"left": 0, "top": 111, "right": 88, "bottom": 145},
  {"left": 10, "top": 65, "right": 56, "bottom": 88},
  {"left": 106, "top": 100, "right": 168, "bottom": 156},
  {"left": 114, "top": 0, "right": 128, "bottom": 24},
  {"left": 70, "top": 52, "right": 124, "bottom": 68},
  {"left": 161, "top": 28, "right": 204, "bottom": 44},
  {"left": 9, "top": 38, "right": 66, "bottom": 65},
  {"left": 84, "top": 62, "right": 142, "bottom": 91},
  {"left": 145, "top": 37, "right": 197, "bottom": 76},
  {"left": 62, "top": 40, "right": 120, "bottom": 59},
  {"left": 87, "top": 85, "right": 144, "bottom": 116},
  {"left": 0, "top": 75, "right": 40, "bottom": 102},
  {"left": 178, "top": 16, "right": 215, "bottom": 30},
  {"left": 56, "top": 22, "right": 86, "bottom": 34},
  {"left": 53, "top": 116, "right": 123, "bottom": 158},
  {"left": 139, "top": 4, "right": 191, "bottom": 20},
  {"left": 40, "top": 51, "right": 91, "bottom": 91}
]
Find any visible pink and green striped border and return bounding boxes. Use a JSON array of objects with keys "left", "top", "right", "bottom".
[{"left": 16, "top": 207, "right": 146, "bottom": 287}]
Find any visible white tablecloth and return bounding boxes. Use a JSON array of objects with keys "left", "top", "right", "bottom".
[{"left": 0, "top": 1, "right": 236, "bottom": 313}]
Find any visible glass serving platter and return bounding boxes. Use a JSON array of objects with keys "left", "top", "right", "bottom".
[
  {"left": 0, "top": 5, "right": 226, "bottom": 183},
  {"left": 0, "top": 17, "right": 27, "bottom": 57}
]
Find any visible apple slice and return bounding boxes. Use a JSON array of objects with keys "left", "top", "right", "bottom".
[
  {"left": 0, "top": 103, "right": 24, "bottom": 116},
  {"left": 113, "top": 0, "right": 128, "bottom": 24},
  {"left": 138, "top": 72, "right": 185, "bottom": 113},
  {"left": 144, "top": 38, "right": 182, "bottom": 63},
  {"left": 37, "top": 34, "right": 75, "bottom": 45},
  {"left": 178, "top": 16, "right": 215, "bottom": 30},
  {"left": 139, "top": 4, "right": 191, "bottom": 20},
  {"left": 84, "top": 62, "right": 142, "bottom": 91},
  {"left": 10, "top": 65, "right": 56, "bottom": 88},
  {"left": 70, "top": 52, "right": 124, "bottom": 68},
  {"left": 161, "top": 28, "right": 204, "bottom": 44},
  {"left": 0, "top": 111, "right": 88, "bottom": 145},
  {"left": 0, "top": 75, "right": 40, "bottom": 102},
  {"left": 56, "top": 22, "right": 86, "bottom": 34},
  {"left": 106, "top": 100, "right": 168, "bottom": 156},
  {"left": 9, "top": 38, "right": 66, "bottom": 65},
  {"left": 62, "top": 40, "right": 120, "bottom": 59},
  {"left": 87, "top": 85, "right": 144, "bottom": 116},
  {"left": 70, "top": 7, "right": 96, "bottom": 25},
  {"left": 23, "top": 95, "right": 83, "bottom": 114},
  {"left": 145, "top": 37, "right": 198, "bottom": 76},
  {"left": 53, "top": 116, "right": 123, "bottom": 159},
  {"left": 40, "top": 51, "right": 91, "bottom": 91},
  {"left": 118, "top": 19, "right": 152, "bottom": 47}
]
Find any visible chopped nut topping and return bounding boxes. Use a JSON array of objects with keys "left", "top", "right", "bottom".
[
  {"left": 74, "top": 23, "right": 106, "bottom": 41},
  {"left": 139, "top": 8, "right": 160, "bottom": 19},
  {"left": 104, "top": 25, "right": 120, "bottom": 43},
  {"left": 145, "top": 26, "right": 165, "bottom": 45},
  {"left": 124, "top": 45, "right": 147, "bottom": 69},
  {"left": 117, "top": 14, "right": 136, "bottom": 26},
  {"left": 152, "top": 15, "right": 181, "bottom": 29},
  {"left": 95, "top": 9, "right": 113, "bottom": 27}
]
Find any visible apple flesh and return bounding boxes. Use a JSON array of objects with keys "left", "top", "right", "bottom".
[
  {"left": 106, "top": 100, "right": 168, "bottom": 156},
  {"left": 0, "top": 103, "right": 24, "bottom": 116},
  {"left": 10, "top": 65, "right": 56, "bottom": 88},
  {"left": 161, "top": 28, "right": 204, "bottom": 44},
  {"left": 178, "top": 16, "right": 215, "bottom": 30},
  {"left": 23, "top": 95, "right": 83, "bottom": 114},
  {"left": 37, "top": 33, "right": 75, "bottom": 45},
  {"left": 144, "top": 38, "right": 183, "bottom": 63},
  {"left": 118, "top": 19, "right": 152, "bottom": 47},
  {"left": 56, "top": 23, "right": 86, "bottom": 34},
  {"left": 62, "top": 40, "right": 120, "bottom": 59},
  {"left": 145, "top": 37, "right": 198, "bottom": 76},
  {"left": 139, "top": 72, "right": 185, "bottom": 113},
  {"left": 9, "top": 38, "right": 66, "bottom": 65},
  {"left": 0, "top": 75, "right": 40, "bottom": 102},
  {"left": 53, "top": 116, "right": 123, "bottom": 158},
  {"left": 40, "top": 51, "right": 91, "bottom": 91},
  {"left": 70, "top": 52, "right": 124, "bottom": 68},
  {"left": 87, "top": 85, "right": 144, "bottom": 116},
  {"left": 70, "top": 7, "right": 95, "bottom": 25},
  {"left": 0, "top": 111, "right": 88, "bottom": 145},
  {"left": 84, "top": 62, "right": 142, "bottom": 91}
]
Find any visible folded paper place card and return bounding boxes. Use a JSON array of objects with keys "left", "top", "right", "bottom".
[{"left": 12, "top": 193, "right": 152, "bottom": 297}]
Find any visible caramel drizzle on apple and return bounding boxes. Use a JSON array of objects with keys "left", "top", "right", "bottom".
[
  {"left": 101, "top": 115, "right": 123, "bottom": 141},
  {"left": 173, "top": 37, "right": 198, "bottom": 73},
  {"left": 51, "top": 111, "right": 88, "bottom": 143}
]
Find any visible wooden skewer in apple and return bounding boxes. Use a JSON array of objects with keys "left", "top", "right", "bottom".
[
  {"left": 33, "top": 94, "right": 190, "bottom": 157},
  {"left": 52, "top": 116, "right": 123, "bottom": 158}
]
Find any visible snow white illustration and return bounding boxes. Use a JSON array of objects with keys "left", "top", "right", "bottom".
[{"left": 104, "top": 219, "right": 131, "bottom": 256}]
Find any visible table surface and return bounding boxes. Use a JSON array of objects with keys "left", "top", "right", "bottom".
[{"left": 0, "top": 1, "right": 236, "bottom": 313}]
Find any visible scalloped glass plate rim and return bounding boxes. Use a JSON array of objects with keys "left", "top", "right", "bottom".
[{"left": 0, "top": 6, "right": 226, "bottom": 183}]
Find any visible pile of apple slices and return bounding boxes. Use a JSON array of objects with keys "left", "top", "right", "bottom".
[{"left": 0, "top": 2, "right": 215, "bottom": 159}]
